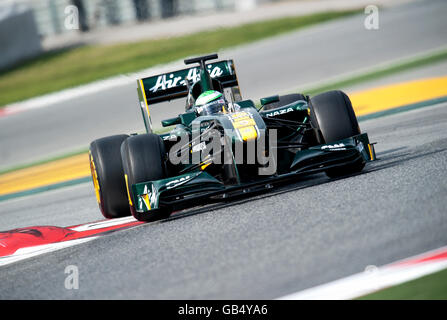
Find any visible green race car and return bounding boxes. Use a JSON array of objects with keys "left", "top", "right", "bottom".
[{"left": 89, "top": 53, "right": 376, "bottom": 222}]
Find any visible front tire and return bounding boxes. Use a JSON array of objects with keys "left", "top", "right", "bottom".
[
  {"left": 120, "top": 134, "right": 172, "bottom": 222},
  {"left": 309, "top": 90, "right": 364, "bottom": 178},
  {"left": 89, "top": 134, "right": 131, "bottom": 219}
]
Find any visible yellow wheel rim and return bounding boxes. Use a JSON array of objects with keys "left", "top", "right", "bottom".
[{"left": 89, "top": 151, "right": 101, "bottom": 204}]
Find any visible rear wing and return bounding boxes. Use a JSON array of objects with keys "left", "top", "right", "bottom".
[{"left": 137, "top": 59, "right": 240, "bottom": 132}]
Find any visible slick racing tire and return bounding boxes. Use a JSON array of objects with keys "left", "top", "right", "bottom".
[
  {"left": 261, "top": 93, "right": 306, "bottom": 111},
  {"left": 309, "top": 90, "right": 365, "bottom": 178},
  {"left": 89, "top": 134, "right": 131, "bottom": 219},
  {"left": 121, "top": 133, "right": 172, "bottom": 222}
]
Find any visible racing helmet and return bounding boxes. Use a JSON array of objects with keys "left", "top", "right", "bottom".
[{"left": 194, "top": 90, "right": 227, "bottom": 116}]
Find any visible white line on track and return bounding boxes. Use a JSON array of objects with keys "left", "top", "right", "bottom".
[
  {"left": 278, "top": 246, "right": 447, "bottom": 300},
  {"left": 70, "top": 216, "right": 138, "bottom": 232},
  {"left": 0, "top": 237, "right": 98, "bottom": 267}
]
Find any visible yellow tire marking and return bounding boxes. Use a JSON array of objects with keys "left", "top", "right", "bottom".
[
  {"left": 124, "top": 174, "right": 133, "bottom": 206},
  {"left": 89, "top": 152, "right": 101, "bottom": 204}
]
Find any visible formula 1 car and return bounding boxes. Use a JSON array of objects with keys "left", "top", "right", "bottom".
[{"left": 89, "top": 53, "right": 376, "bottom": 221}]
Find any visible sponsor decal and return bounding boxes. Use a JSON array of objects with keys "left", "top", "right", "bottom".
[
  {"left": 321, "top": 143, "right": 346, "bottom": 151},
  {"left": 357, "top": 141, "right": 365, "bottom": 153},
  {"left": 163, "top": 134, "right": 179, "bottom": 141},
  {"left": 149, "top": 66, "right": 224, "bottom": 93},
  {"left": 265, "top": 107, "right": 294, "bottom": 117},
  {"left": 138, "top": 184, "right": 158, "bottom": 211},
  {"left": 208, "top": 65, "right": 224, "bottom": 78},
  {"left": 192, "top": 142, "right": 206, "bottom": 153},
  {"left": 166, "top": 175, "right": 193, "bottom": 190},
  {"left": 227, "top": 111, "right": 258, "bottom": 141}
]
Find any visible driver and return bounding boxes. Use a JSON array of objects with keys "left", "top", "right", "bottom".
[{"left": 193, "top": 90, "right": 239, "bottom": 116}]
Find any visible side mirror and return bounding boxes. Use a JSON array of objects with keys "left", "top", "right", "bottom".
[
  {"left": 161, "top": 116, "right": 181, "bottom": 127},
  {"left": 260, "top": 95, "right": 279, "bottom": 106}
]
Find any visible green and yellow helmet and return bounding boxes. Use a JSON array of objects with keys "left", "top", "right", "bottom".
[{"left": 194, "top": 90, "right": 227, "bottom": 116}]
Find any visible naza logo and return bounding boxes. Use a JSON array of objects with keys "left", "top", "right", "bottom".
[{"left": 265, "top": 107, "right": 294, "bottom": 117}]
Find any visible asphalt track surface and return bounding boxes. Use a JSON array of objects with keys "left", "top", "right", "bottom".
[
  {"left": 1, "top": 0, "right": 447, "bottom": 170},
  {"left": 1, "top": 101, "right": 446, "bottom": 299}
]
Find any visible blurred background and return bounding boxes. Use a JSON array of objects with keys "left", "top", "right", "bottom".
[{"left": 0, "top": 0, "right": 279, "bottom": 69}]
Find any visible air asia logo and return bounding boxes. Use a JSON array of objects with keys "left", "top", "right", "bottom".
[{"left": 149, "top": 66, "right": 224, "bottom": 93}]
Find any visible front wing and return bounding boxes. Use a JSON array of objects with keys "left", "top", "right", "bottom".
[{"left": 130, "top": 133, "right": 376, "bottom": 217}]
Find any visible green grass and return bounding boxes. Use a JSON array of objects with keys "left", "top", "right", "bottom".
[
  {"left": 0, "top": 10, "right": 360, "bottom": 107},
  {"left": 358, "top": 268, "right": 447, "bottom": 300}
]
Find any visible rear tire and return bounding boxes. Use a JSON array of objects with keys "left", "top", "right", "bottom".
[
  {"left": 309, "top": 90, "right": 364, "bottom": 178},
  {"left": 89, "top": 135, "right": 131, "bottom": 219},
  {"left": 262, "top": 93, "right": 306, "bottom": 111},
  {"left": 121, "top": 134, "right": 172, "bottom": 222}
]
